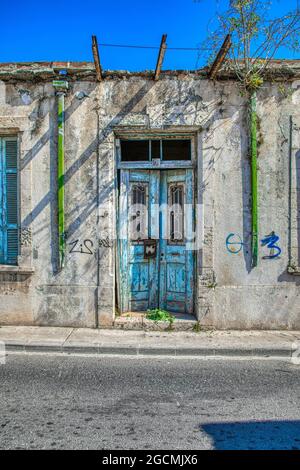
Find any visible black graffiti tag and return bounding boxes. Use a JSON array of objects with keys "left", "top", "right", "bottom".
[
  {"left": 68, "top": 239, "right": 94, "bottom": 255},
  {"left": 99, "top": 237, "right": 113, "bottom": 248}
]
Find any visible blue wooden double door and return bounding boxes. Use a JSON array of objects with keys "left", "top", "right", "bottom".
[{"left": 119, "top": 169, "right": 194, "bottom": 314}]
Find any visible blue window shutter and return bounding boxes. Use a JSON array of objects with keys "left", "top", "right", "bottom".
[{"left": 2, "top": 138, "right": 19, "bottom": 265}]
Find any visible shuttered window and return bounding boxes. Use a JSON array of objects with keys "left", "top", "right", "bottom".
[{"left": 0, "top": 137, "right": 19, "bottom": 265}]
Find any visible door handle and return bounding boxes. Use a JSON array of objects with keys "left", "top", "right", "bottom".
[{"left": 143, "top": 239, "right": 157, "bottom": 259}]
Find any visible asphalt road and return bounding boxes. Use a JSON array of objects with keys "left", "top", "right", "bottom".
[{"left": 0, "top": 354, "right": 300, "bottom": 450}]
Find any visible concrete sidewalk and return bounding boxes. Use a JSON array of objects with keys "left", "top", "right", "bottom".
[{"left": 0, "top": 326, "right": 300, "bottom": 358}]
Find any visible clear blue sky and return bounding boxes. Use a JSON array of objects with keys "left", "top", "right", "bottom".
[{"left": 1, "top": 0, "right": 299, "bottom": 70}]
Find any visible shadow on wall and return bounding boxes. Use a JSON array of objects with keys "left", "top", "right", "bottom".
[
  {"left": 22, "top": 82, "right": 155, "bottom": 274},
  {"left": 296, "top": 149, "right": 300, "bottom": 266},
  {"left": 278, "top": 148, "right": 300, "bottom": 284},
  {"left": 240, "top": 106, "right": 252, "bottom": 274},
  {"left": 201, "top": 420, "right": 300, "bottom": 450},
  {"left": 21, "top": 85, "right": 97, "bottom": 274}
]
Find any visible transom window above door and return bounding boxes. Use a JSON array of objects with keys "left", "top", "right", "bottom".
[{"left": 120, "top": 139, "right": 191, "bottom": 162}]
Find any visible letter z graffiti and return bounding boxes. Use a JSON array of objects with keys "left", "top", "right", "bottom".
[{"left": 68, "top": 239, "right": 94, "bottom": 255}]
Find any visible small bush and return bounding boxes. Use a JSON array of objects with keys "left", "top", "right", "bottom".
[{"left": 245, "top": 72, "right": 264, "bottom": 91}]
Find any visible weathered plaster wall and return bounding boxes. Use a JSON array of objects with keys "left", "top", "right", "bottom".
[
  {"left": 0, "top": 81, "right": 100, "bottom": 326},
  {"left": 0, "top": 74, "right": 299, "bottom": 329},
  {"left": 203, "top": 82, "right": 300, "bottom": 329}
]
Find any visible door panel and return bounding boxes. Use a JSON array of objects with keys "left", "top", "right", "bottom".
[
  {"left": 119, "top": 170, "right": 159, "bottom": 312},
  {"left": 119, "top": 168, "right": 194, "bottom": 314},
  {"left": 159, "top": 169, "right": 194, "bottom": 314}
]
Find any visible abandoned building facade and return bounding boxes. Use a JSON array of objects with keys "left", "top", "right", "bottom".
[{"left": 0, "top": 61, "right": 300, "bottom": 329}]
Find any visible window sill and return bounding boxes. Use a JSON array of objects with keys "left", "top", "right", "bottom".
[{"left": 0, "top": 265, "right": 34, "bottom": 274}]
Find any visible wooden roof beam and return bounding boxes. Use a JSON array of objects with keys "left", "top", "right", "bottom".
[
  {"left": 92, "top": 35, "right": 103, "bottom": 81},
  {"left": 154, "top": 34, "right": 167, "bottom": 81},
  {"left": 209, "top": 34, "right": 231, "bottom": 80}
]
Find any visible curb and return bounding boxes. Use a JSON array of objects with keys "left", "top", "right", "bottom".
[{"left": 4, "top": 342, "right": 293, "bottom": 358}]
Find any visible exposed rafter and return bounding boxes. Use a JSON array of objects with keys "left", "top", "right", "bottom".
[
  {"left": 209, "top": 34, "right": 231, "bottom": 80},
  {"left": 92, "top": 35, "right": 103, "bottom": 81},
  {"left": 154, "top": 34, "right": 167, "bottom": 81}
]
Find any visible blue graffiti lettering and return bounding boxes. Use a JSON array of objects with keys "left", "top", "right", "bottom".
[
  {"left": 261, "top": 231, "right": 281, "bottom": 259},
  {"left": 226, "top": 233, "right": 243, "bottom": 254}
]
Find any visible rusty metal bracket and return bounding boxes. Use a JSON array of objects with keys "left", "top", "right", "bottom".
[
  {"left": 154, "top": 34, "right": 167, "bottom": 81},
  {"left": 92, "top": 35, "right": 103, "bottom": 81},
  {"left": 209, "top": 34, "right": 231, "bottom": 80}
]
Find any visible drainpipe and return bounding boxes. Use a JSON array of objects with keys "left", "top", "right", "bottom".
[
  {"left": 53, "top": 80, "right": 68, "bottom": 269},
  {"left": 250, "top": 91, "right": 258, "bottom": 268}
]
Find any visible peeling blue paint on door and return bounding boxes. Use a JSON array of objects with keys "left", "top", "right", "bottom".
[
  {"left": 159, "top": 169, "right": 194, "bottom": 314},
  {"left": 119, "top": 169, "right": 194, "bottom": 314}
]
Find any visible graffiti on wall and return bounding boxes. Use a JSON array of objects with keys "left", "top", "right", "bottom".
[
  {"left": 261, "top": 231, "right": 281, "bottom": 259},
  {"left": 68, "top": 236, "right": 113, "bottom": 255},
  {"left": 99, "top": 236, "right": 113, "bottom": 248},
  {"left": 20, "top": 227, "right": 32, "bottom": 246},
  {"left": 226, "top": 233, "right": 243, "bottom": 254},
  {"left": 226, "top": 231, "right": 282, "bottom": 260},
  {"left": 68, "top": 239, "right": 94, "bottom": 255}
]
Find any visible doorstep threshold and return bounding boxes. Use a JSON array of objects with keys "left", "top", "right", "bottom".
[{"left": 114, "top": 311, "right": 198, "bottom": 331}]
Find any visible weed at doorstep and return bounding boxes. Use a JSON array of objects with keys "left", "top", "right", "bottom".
[{"left": 146, "top": 309, "right": 175, "bottom": 328}]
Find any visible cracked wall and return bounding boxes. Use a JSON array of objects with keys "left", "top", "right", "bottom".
[{"left": 0, "top": 75, "right": 299, "bottom": 329}]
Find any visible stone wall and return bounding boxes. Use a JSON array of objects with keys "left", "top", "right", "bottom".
[{"left": 0, "top": 73, "right": 299, "bottom": 329}]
